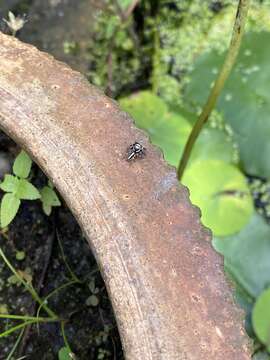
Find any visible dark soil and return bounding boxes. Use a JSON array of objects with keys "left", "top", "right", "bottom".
[{"left": 0, "top": 134, "right": 123, "bottom": 359}]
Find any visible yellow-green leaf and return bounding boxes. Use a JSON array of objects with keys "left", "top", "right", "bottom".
[
  {"left": 13, "top": 151, "right": 32, "bottom": 178},
  {"left": 0, "top": 193, "right": 20, "bottom": 228}
]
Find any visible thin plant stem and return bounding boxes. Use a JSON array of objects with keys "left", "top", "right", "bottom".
[
  {"left": 0, "top": 321, "right": 37, "bottom": 338},
  {"left": 56, "top": 230, "right": 81, "bottom": 283},
  {"left": 0, "top": 315, "right": 60, "bottom": 338},
  {"left": 0, "top": 247, "right": 57, "bottom": 319},
  {"left": 152, "top": 20, "right": 161, "bottom": 95},
  {"left": 177, "top": 0, "right": 250, "bottom": 180},
  {"left": 6, "top": 328, "right": 24, "bottom": 360},
  {"left": 36, "top": 279, "right": 78, "bottom": 320},
  {"left": 61, "top": 321, "right": 72, "bottom": 353},
  {"left": 0, "top": 314, "right": 59, "bottom": 322}
]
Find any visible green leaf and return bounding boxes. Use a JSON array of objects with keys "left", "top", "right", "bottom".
[
  {"left": 120, "top": 91, "right": 167, "bottom": 128},
  {"left": 0, "top": 193, "right": 20, "bottom": 228},
  {"left": 42, "top": 203, "right": 51, "bottom": 216},
  {"left": 13, "top": 151, "right": 32, "bottom": 178},
  {"left": 191, "top": 127, "right": 235, "bottom": 164},
  {"left": 185, "top": 31, "right": 270, "bottom": 178},
  {"left": 213, "top": 214, "right": 270, "bottom": 298},
  {"left": 40, "top": 186, "right": 61, "bottom": 216},
  {"left": 0, "top": 175, "right": 19, "bottom": 193},
  {"left": 120, "top": 91, "right": 235, "bottom": 167},
  {"left": 15, "top": 179, "right": 41, "bottom": 200},
  {"left": 182, "top": 160, "right": 253, "bottom": 236},
  {"left": 58, "top": 347, "right": 72, "bottom": 360},
  {"left": 8, "top": 274, "right": 21, "bottom": 286},
  {"left": 252, "top": 288, "right": 270, "bottom": 351}
]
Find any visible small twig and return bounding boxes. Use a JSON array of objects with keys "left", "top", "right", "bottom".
[
  {"left": 105, "top": 0, "right": 140, "bottom": 94},
  {"left": 113, "top": 0, "right": 139, "bottom": 49},
  {"left": 105, "top": 34, "right": 117, "bottom": 96},
  {"left": 177, "top": 0, "right": 250, "bottom": 180}
]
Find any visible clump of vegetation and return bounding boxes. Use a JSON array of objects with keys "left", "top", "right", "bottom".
[{"left": 0, "top": 150, "right": 60, "bottom": 228}]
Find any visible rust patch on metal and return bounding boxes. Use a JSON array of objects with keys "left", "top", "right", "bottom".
[{"left": 0, "top": 33, "right": 251, "bottom": 359}]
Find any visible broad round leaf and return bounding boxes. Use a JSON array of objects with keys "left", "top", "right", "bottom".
[
  {"left": 0, "top": 174, "right": 19, "bottom": 193},
  {"left": 16, "top": 179, "right": 40, "bottom": 200},
  {"left": 120, "top": 91, "right": 167, "bottom": 129},
  {"left": 191, "top": 127, "right": 235, "bottom": 164},
  {"left": 213, "top": 214, "right": 270, "bottom": 298},
  {"left": 185, "top": 31, "right": 270, "bottom": 178},
  {"left": 182, "top": 160, "right": 253, "bottom": 236},
  {"left": 252, "top": 288, "right": 270, "bottom": 351},
  {"left": 13, "top": 150, "right": 32, "bottom": 178},
  {"left": 0, "top": 193, "right": 20, "bottom": 228}
]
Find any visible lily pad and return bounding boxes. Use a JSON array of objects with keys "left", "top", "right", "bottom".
[
  {"left": 182, "top": 159, "right": 253, "bottom": 236},
  {"left": 185, "top": 31, "right": 270, "bottom": 178},
  {"left": 213, "top": 213, "right": 270, "bottom": 298},
  {"left": 252, "top": 287, "right": 270, "bottom": 351}
]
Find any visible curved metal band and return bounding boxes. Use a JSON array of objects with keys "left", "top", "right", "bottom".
[{"left": 0, "top": 33, "right": 251, "bottom": 359}]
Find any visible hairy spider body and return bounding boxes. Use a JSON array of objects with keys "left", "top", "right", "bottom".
[{"left": 127, "top": 142, "right": 146, "bottom": 161}]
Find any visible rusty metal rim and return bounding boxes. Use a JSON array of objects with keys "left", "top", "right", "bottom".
[{"left": 0, "top": 33, "right": 251, "bottom": 359}]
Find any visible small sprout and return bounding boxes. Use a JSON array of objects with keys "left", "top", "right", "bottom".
[
  {"left": 7, "top": 274, "right": 21, "bottom": 286},
  {"left": 3, "top": 11, "right": 27, "bottom": 36},
  {"left": 63, "top": 41, "right": 79, "bottom": 55},
  {"left": 86, "top": 294, "right": 99, "bottom": 307},
  {"left": 40, "top": 184, "right": 61, "bottom": 216},
  {"left": 0, "top": 151, "right": 40, "bottom": 228},
  {"left": 16, "top": 251, "right": 25, "bottom": 261},
  {"left": 58, "top": 347, "right": 76, "bottom": 360},
  {"left": 88, "top": 278, "right": 99, "bottom": 294},
  {"left": 0, "top": 304, "right": 8, "bottom": 314}
]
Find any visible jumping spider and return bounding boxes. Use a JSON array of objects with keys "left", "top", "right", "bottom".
[{"left": 127, "top": 142, "right": 146, "bottom": 161}]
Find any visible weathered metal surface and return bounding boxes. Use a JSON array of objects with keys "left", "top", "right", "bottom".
[{"left": 0, "top": 33, "right": 251, "bottom": 359}]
